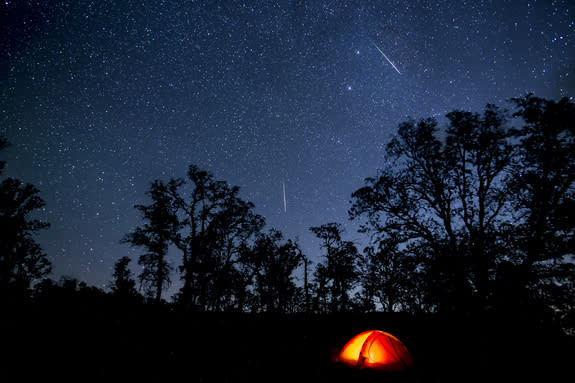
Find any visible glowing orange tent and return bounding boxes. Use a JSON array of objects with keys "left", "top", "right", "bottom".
[{"left": 338, "top": 330, "right": 414, "bottom": 371}]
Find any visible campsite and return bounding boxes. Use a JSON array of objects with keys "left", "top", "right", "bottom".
[
  {"left": 2, "top": 93, "right": 575, "bottom": 381},
  {"left": 3, "top": 2, "right": 575, "bottom": 381},
  {"left": 3, "top": 305, "right": 574, "bottom": 382}
]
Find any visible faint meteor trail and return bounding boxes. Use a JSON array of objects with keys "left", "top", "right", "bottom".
[
  {"left": 372, "top": 42, "right": 401, "bottom": 74},
  {"left": 282, "top": 181, "right": 287, "bottom": 213}
]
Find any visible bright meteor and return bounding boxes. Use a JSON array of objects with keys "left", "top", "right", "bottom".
[
  {"left": 282, "top": 181, "right": 287, "bottom": 213},
  {"left": 372, "top": 42, "right": 401, "bottom": 74}
]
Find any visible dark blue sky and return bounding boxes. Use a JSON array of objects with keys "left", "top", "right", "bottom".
[{"left": 1, "top": 0, "right": 573, "bottom": 295}]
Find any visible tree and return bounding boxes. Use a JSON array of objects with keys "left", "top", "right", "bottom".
[
  {"left": 170, "top": 165, "right": 265, "bottom": 311},
  {"left": 357, "top": 234, "right": 421, "bottom": 312},
  {"left": 311, "top": 262, "right": 330, "bottom": 314},
  {"left": 350, "top": 104, "right": 514, "bottom": 312},
  {"left": 299, "top": 248, "right": 312, "bottom": 315},
  {"left": 245, "top": 229, "right": 303, "bottom": 313},
  {"left": 443, "top": 105, "right": 514, "bottom": 303},
  {"left": 0, "top": 137, "right": 51, "bottom": 298},
  {"left": 310, "top": 223, "right": 358, "bottom": 313},
  {"left": 32, "top": 276, "right": 107, "bottom": 312},
  {"left": 0, "top": 137, "right": 7, "bottom": 173},
  {"left": 504, "top": 95, "right": 575, "bottom": 319},
  {"left": 110, "top": 256, "right": 140, "bottom": 302},
  {"left": 168, "top": 165, "right": 219, "bottom": 308},
  {"left": 201, "top": 185, "right": 265, "bottom": 311},
  {"left": 122, "top": 180, "right": 179, "bottom": 304},
  {"left": 350, "top": 96, "right": 575, "bottom": 317}
]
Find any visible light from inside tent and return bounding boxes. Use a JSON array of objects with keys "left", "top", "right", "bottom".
[
  {"left": 337, "top": 330, "right": 413, "bottom": 372},
  {"left": 339, "top": 330, "right": 371, "bottom": 365}
]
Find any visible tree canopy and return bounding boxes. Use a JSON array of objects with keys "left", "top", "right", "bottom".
[
  {"left": 0, "top": 137, "right": 51, "bottom": 299},
  {"left": 350, "top": 95, "right": 574, "bottom": 321},
  {"left": 2, "top": 95, "right": 572, "bottom": 336}
]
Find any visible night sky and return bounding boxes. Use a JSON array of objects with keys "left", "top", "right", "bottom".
[{"left": 1, "top": 0, "right": 574, "bottom": 295}]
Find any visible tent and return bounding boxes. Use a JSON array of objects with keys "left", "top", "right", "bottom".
[{"left": 338, "top": 330, "right": 413, "bottom": 371}]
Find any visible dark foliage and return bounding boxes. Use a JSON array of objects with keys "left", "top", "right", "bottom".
[
  {"left": 110, "top": 256, "right": 143, "bottom": 305},
  {"left": 310, "top": 223, "right": 359, "bottom": 313},
  {"left": 244, "top": 229, "right": 304, "bottom": 313},
  {"left": 166, "top": 165, "right": 266, "bottom": 311},
  {"left": 121, "top": 180, "right": 179, "bottom": 304},
  {"left": 350, "top": 95, "right": 574, "bottom": 324},
  {"left": 0, "top": 138, "right": 51, "bottom": 302}
]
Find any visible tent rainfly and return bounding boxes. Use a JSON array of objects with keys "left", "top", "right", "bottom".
[{"left": 338, "top": 330, "right": 414, "bottom": 371}]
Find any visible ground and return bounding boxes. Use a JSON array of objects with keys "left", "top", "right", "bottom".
[{"left": 2, "top": 309, "right": 573, "bottom": 382}]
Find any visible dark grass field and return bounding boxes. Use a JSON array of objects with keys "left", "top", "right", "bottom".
[{"left": 3, "top": 308, "right": 574, "bottom": 382}]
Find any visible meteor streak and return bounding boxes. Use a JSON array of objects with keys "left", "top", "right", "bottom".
[
  {"left": 282, "top": 181, "right": 287, "bottom": 213},
  {"left": 372, "top": 42, "right": 401, "bottom": 74}
]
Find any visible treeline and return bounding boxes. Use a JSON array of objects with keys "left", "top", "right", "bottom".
[
  {"left": 1, "top": 94, "right": 574, "bottom": 330},
  {"left": 119, "top": 168, "right": 308, "bottom": 313},
  {"left": 350, "top": 95, "right": 574, "bottom": 319}
]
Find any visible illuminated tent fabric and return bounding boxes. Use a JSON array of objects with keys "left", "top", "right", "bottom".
[{"left": 338, "top": 330, "right": 414, "bottom": 371}]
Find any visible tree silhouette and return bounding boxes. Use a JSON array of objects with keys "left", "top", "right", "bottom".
[
  {"left": 350, "top": 96, "right": 574, "bottom": 317},
  {"left": 31, "top": 276, "right": 108, "bottom": 313},
  {"left": 0, "top": 137, "right": 51, "bottom": 300},
  {"left": 504, "top": 95, "right": 575, "bottom": 319},
  {"left": 201, "top": 184, "right": 265, "bottom": 311},
  {"left": 122, "top": 180, "right": 179, "bottom": 304},
  {"left": 357, "top": 234, "right": 426, "bottom": 312},
  {"left": 0, "top": 137, "right": 7, "bottom": 173},
  {"left": 153, "top": 165, "right": 265, "bottom": 311},
  {"left": 244, "top": 229, "right": 303, "bottom": 313},
  {"left": 351, "top": 106, "right": 515, "bottom": 312},
  {"left": 110, "top": 256, "right": 141, "bottom": 304},
  {"left": 443, "top": 105, "right": 514, "bottom": 304},
  {"left": 299, "top": 247, "right": 312, "bottom": 315},
  {"left": 310, "top": 223, "right": 358, "bottom": 313},
  {"left": 311, "top": 261, "right": 330, "bottom": 314},
  {"left": 351, "top": 118, "right": 458, "bottom": 311}
]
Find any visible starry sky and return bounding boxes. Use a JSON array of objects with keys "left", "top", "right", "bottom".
[{"left": 1, "top": 0, "right": 574, "bottom": 294}]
